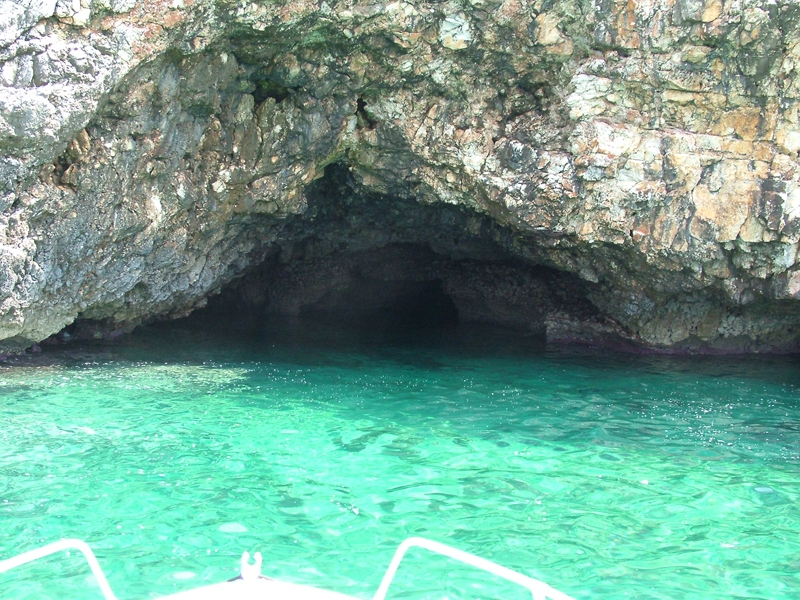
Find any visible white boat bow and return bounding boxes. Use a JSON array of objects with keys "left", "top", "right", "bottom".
[{"left": 0, "top": 536, "right": 575, "bottom": 600}]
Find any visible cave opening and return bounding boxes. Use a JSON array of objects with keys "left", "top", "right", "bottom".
[
  {"left": 299, "top": 276, "right": 460, "bottom": 336},
  {"left": 182, "top": 163, "right": 620, "bottom": 348},
  {"left": 378, "top": 279, "right": 460, "bottom": 334},
  {"left": 56, "top": 164, "right": 623, "bottom": 350}
]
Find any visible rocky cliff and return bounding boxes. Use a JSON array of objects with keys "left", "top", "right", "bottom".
[{"left": 2, "top": 0, "right": 800, "bottom": 352}]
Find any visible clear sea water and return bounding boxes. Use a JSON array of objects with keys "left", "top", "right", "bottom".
[{"left": 1, "top": 317, "right": 799, "bottom": 600}]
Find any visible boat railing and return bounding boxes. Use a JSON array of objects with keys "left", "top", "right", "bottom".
[
  {"left": 0, "top": 538, "right": 118, "bottom": 600},
  {"left": 0, "top": 536, "right": 574, "bottom": 600},
  {"left": 372, "top": 537, "right": 575, "bottom": 600}
]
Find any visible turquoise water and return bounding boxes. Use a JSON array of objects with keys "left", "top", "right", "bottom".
[{"left": 1, "top": 318, "right": 800, "bottom": 600}]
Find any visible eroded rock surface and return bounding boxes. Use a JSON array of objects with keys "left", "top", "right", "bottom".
[{"left": 2, "top": 0, "right": 800, "bottom": 352}]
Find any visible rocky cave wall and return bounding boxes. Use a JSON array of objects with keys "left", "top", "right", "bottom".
[{"left": 2, "top": 0, "right": 800, "bottom": 352}]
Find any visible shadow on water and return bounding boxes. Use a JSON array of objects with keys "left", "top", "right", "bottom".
[
  {"left": 113, "top": 311, "right": 550, "bottom": 367},
  {"left": 5, "top": 309, "right": 800, "bottom": 390}
]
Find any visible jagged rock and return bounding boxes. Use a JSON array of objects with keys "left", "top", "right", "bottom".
[{"left": 1, "top": 0, "right": 800, "bottom": 352}]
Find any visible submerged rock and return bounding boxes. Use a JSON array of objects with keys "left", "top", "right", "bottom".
[{"left": 1, "top": 0, "right": 800, "bottom": 352}]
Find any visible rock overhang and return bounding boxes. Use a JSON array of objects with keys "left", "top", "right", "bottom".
[{"left": 2, "top": 0, "right": 800, "bottom": 353}]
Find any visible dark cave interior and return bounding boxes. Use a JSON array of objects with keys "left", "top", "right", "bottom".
[{"left": 190, "top": 164, "right": 619, "bottom": 345}]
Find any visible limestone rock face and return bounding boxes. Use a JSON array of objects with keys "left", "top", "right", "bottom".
[{"left": 2, "top": 0, "right": 800, "bottom": 352}]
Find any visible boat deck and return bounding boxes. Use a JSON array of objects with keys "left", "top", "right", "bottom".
[{"left": 160, "top": 578, "right": 359, "bottom": 600}]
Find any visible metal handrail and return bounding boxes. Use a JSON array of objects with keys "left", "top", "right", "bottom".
[
  {"left": 0, "top": 538, "right": 118, "bottom": 600},
  {"left": 373, "top": 537, "right": 575, "bottom": 600}
]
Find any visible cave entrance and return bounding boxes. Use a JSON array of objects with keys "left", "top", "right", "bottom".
[
  {"left": 300, "top": 276, "right": 460, "bottom": 336},
  {"left": 194, "top": 164, "right": 614, "bottom": 347},
  {"left": 202, "top": 239, "right": 604, "bottom": 348}
]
